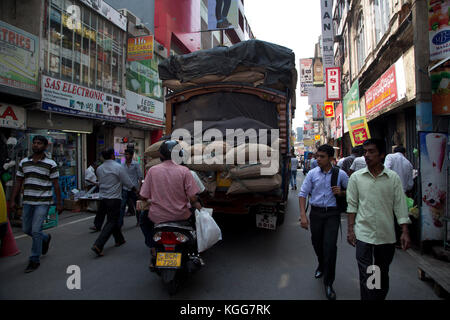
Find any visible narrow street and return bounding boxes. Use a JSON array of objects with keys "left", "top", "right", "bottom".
[{"left": 0, "top": 172, "right": 440, "bottom": 300}]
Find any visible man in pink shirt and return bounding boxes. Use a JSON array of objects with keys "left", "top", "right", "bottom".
[{"left": 140, "top": 140, "right": 202, "bottom": 224}]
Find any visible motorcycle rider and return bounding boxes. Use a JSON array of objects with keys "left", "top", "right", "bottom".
[{"left": 139, "top": 140, "right": 203, "bottom": 269}]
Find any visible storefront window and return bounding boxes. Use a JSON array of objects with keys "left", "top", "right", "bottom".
[{"left": 43, "top": 0, "right": 125, "bottom": 96}]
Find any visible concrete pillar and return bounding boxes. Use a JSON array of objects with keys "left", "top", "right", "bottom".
[{"left": 413, "top": 0, "right": 433, "bottom": 131}]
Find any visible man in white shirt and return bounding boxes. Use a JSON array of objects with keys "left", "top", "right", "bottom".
[
  {"left": 384, "top": 146, "right": 414, "bottom": 193},
  {"left": 348, "top": 155, "right": 367, "bottom": 176},
  {"left": 85, "top": 161, "right": 101, "bottom": 189}
]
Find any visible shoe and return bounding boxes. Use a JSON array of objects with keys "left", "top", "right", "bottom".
[
  {"left": 325, "top": 285, "right": 336, "bottom": 300},
  {"left": 89, "top": 226, "right": 100, "bottom": 232},
  {"left": 295, "top": 185, "right": 297, "bottom": 190},
  {"left": 114, "top": 240, "right": 126, "bottom": 247},
  {"left": 91, "top": 245, "right": 104, "bottom": 257},
  {"left": 25, "top": 261, "right": 40, "bottom": 273},
  {"left": 315, "top": 268, "right": 323, "bottom": 279},
  {"left": 42, "top": 234, "right": 51, "bottom": 255}
]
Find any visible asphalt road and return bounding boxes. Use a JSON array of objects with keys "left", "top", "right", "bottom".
[{"left": 0, "top": 171, "right": 441, "bottom": 300}]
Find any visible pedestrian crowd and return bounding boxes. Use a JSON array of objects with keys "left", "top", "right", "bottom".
[
  {"left": 3, "top": 135, "right": 416, "bottom": 301},
  {"left": 296, "top": 139, "right": 415, "bottom": 300}
]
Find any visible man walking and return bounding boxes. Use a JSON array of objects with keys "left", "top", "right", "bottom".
[
  {"left": 299, "top": 144, "right": 349, "bottom": 300},
  {"left": 346, "top": 139, "right": 411, "bottom": 300},
  {"left": 341, "top": 147, "right": 363, "bottom": 175},
  {"left": 384, "top": 146, "right": 414, "bottom": 193},
  {"left": 290, "top": 152, "right": 299, "bottom": 190},
  {"left": 119, "top": 148, "right": 143, "bottom": 228},
  {"left": 10, "top": 135, "right": 62, "bottom": 272},
  {"left": 91, "top": 148, "right": 136, "bottom": 257}
]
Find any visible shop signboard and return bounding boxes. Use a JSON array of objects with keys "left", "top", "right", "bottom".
[
  {"left": 347, "top": 116, "right": 371, "bottom": 147},
  {"left": 324, "top": 101, "right": 334, "bottom": 118},
  {"left": 300, "top": 58, "right": 313, "bottom": 96},
  {"left": 303, "top": 139, "right": 315, "bottom": 147},
  {"left": 419, "top": 131, "right": 448, "bottom": 240},
  {"left": 343, "top": 80, "right": 360, "bottom": 133},
  {"left": 308, "top": 86, "right": 326, "bottom": 105},
  {"left": 320, "top": 0, "right": 335, "bottom": 71},
  {"left": 0, "top": 103, "right": 26, "bottom": 129},
  {"left": 330, "top": 118, "right": 336, "bottom": 139},
  {"left": 428, "top": 0, "right": 450, "bottom": 61},
  {"left": 335, "top": 102, "right": 343, "bottom": 139},
  {"left": 304, "top": 122, "right": 313, "bottom": 131},
  {"left": 365, "top": 58, "right": 406, "bottom": 116},
  {"left": 126, "top": 52, "right": 163, "bottom": 103},
  {"left": 314, "top": 134, "right": 321, "bottom": 141},
  {"left": 41, "top": 75, "right": 127, "bottom": 122},
  {"left": 125, "top": 90, "right": 164, "bottom": 127},
  {"left": 312, "top": 104, "right": 324, "bottom": 121},
  {"left": 313, "top": 58, "right": 324, "bottom": 85},
  {"left": 326, "top": 67, "right": 341, "bottom": 101},
  {"left": 127, "top": 36, "right": 154, "bottom": 62},
  {"left": 0, "top": 20, "right": 39, "bottom": 92},
  {"left": 78, "top": 0, "right": 127, "bottom": 31},
  {"left": 430, "top": 65, "right": 450, "bottom": 115},
  {"left": 208, "top": 0, "right": 239, "bottom": 30}
]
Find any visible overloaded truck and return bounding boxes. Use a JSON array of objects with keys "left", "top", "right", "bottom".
[{"left": 145, "top": 40, "right": 297, "bottom": 230}]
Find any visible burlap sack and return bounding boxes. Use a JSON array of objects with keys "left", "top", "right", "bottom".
[
  {"left": 144, "top": 140, "right": 165, "bottom": 158},
  {"left": 163, "top": 79, "right": 197, "bottom": 91},
  {"left": 186, "top": 155, "right": 233, "bottom": 172},
  {"left": 226, "top": 143, "right": 276, "bottom": 164},
  {"left": 228, "top": 163, "right": 276, "bottom": 179},
  {"left": 223, "top": 71, "right": 265, "bottom": 83},
  {"left": 226, "top": 174, "right": 282, "bottom": 195},
  {"left": 203, "top": 141, "right": 231, "bottom": 158},
  {"left": 191, "top": 74, "right": 226, "bottom": 84},
  {"left": 145, "top": 158, "right": 162, "bottom": 171}
]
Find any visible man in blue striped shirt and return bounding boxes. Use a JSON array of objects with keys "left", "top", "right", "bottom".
[{"left": 299, "top": 144, "right": 349, "bottom": 300}]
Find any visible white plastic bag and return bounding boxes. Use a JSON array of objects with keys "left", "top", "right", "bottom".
[{"left": 195, "top": 208, "right": 222, "bottom": 253}]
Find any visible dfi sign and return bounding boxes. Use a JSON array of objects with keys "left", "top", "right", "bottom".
[
  {"left": 0, "top": 103, "right": 26, "bottom": 129},
  {"left": 326, "top": 67, "right": 341, "bottom": 101}
]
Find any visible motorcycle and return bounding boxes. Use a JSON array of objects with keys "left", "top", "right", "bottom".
[{"left": 151, "top": 219, "right": 204, "bottom": 295}]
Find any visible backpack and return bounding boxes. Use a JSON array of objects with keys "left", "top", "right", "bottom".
[{"left": 331, "top": 166, "right": 347, "bottom": 213}]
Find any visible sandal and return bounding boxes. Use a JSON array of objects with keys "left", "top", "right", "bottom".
[{"left": 91, "top": 245, "right": 104, "bottom": 257}]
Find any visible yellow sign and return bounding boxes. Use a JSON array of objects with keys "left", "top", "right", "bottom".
[
  {"left": 304, "top": 139, "right": 315, "bottom": 146},
  {"left": 314, "top": 135, "right": 321, "bottom": 141},
  {"left": 324, "top": 101, "right": 335, "bottom": 118},
  {"left": 127, "top": 35, "right": 154, "bottom": 61},
  {"left": 347, "top": 116, "right": 371, "bottom": 147}
]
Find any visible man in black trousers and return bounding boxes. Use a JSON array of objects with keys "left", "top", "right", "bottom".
[
  {"left": 91, "top": 148, "right": 136, "bottom": 256},
  {"left": 299, "top": 144, "right": 349, "bottom": 300}
]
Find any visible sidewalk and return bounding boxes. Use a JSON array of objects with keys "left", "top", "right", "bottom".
[{"left": 10, "top": 210, "right": 96, "bottom": 237}]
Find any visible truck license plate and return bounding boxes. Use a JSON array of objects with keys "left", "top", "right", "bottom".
[
  {"left": 156, "top": 252, "right": 182, "bottom": 268},
  {"left": 256, "top": 214, "right": 277, "bottom": 230}
]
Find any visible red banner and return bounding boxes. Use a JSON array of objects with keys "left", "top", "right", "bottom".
[{"left": 365, "top": 65, "right": 398, "bottom": 115}]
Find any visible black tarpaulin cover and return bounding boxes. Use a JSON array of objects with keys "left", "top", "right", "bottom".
[{"left": 159, "top": 40, "right": 296, "bottom": 92}]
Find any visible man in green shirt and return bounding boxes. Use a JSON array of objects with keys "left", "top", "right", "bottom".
[{"left": 346, "top": 139, "right": 411, "bottom": 300}]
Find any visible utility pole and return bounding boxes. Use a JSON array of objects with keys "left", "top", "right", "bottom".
[{"left": 413, "top": 0, "right": 433, "bottom": 131}]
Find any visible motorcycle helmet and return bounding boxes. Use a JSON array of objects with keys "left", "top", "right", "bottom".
[{"left": 158, "top": 140, "right": 182, "bottom": 161}]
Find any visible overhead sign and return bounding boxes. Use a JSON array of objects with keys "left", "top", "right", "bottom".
[
  {"left": 314, "top": 135, "right": 321, "bottom": 141},
  {"left": 320, "top": 0, "right": 335, "bottom": 71},
  {"left": 78, "top": 0, "right": 127, "bottom": 31},
  {"left": 300, "top": 58, "right": 313, "bottom": 96},
  {"left": 313, "top": 58, "right": 324, "bottom": 85},
  {"left": 125, "top": 90, "right": 164, "bottom": 127},
  {"left": 208, "top": 0, "right": 239, "bottom": 30},
  {"left": 326, "top": 67, "right": 341, "bottom": 100},
  {"left": 0, "top": 103, "right": 26, "bottom": 129},
  {"left": 0, "top": 20, "right": 39, "bottom": 92},
  {"left": 343, "top": 80, "right": 360, "bottom": 133},
  {"left": 324, "top": 101, "right": 334, "bottom": 118},
  {"left": 365, "top": 58, "right": 406, "bottom": 116},
  {"left": 303, "top": 139, "right": 315, "bottom": 147},
  {"left": 42, "top": 75, "right": 126, "bottom": 122},
  {"left": 312, "top": 104, "right": 324, "bottom": 121},
  {"left": 308, "top": 86, "right": 326, "bottom": 105},
  {"left": 347, "top": 116, "right": 371, "bottom": 147},
  {"left": 127, "top": 36, "right": 154, "bottom": 62},
  {"left": 304, "top": 122, "right": 313, "bottom": 131},
  {"left": 428, "top": 0, "right": 450, "bottom": 61},
  {"left": 335, "top": 103, "right": 343, "bottom": 139}
]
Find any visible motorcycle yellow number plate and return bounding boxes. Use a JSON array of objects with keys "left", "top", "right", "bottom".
[{"left": 156, "top": 252, "right": 182, "bottom": 268}]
